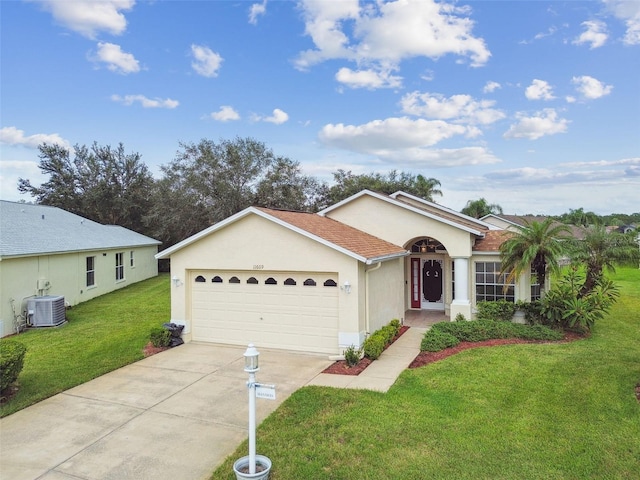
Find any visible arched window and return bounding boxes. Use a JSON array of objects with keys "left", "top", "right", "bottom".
[
  {"left": 265, "top": 277, "right": 277, "bottom": 285},
  {"left": 303, "top": 278, "right": 316, "bottom": 286},
  {"left": 284, "top": 278, "right": 296, "bottom": 286},
  {"left": 247, "top": 277, "right": 259, "bottom": 284},
  {"left": 323, "top": 279, "right": 337, "bottom": 287},
  {"left": 229, "top": 276, "right": 240, "bottom": 284},
  {"left": 212, "top": 276, "right": 223, "bottom": 283},
  {"left": 195, "top": 275, "right": 206, "bottom": 283}
]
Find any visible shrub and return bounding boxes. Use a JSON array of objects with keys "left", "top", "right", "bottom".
[
  {"left": 380, "top": 325, "right": 396, "bottom": 344},
  {"left": 454, "top": 313, "right": 466, "bottom": 322},
  {"left": 421, "top": 330, "right": 460, "bottom": 352},
  {"left": 1, "top": 340, "right": 27, "bottom": 392},
  {"left": 344, "top": 345, "right": 362, "bottom": 367},
  {"left": 149, "top": 327, "right": 171, "bottom": 348},
  {"left": 363, "top": 335, "right": 385, "bottom": 360},
  {"left": 421, "top": 320, "right": 562, "bottom": 352},
  {"left": 389, "top": 319, "right": 402, "bottom": 336},
  {"left": 476, "top": 300, "right": 516, "bottom": 321}
]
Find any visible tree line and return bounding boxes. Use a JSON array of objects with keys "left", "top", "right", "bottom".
[{"left": 18, "top": 138, "right": 443, "bottom": 248}]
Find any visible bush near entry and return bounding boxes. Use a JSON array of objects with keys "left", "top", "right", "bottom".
[{"left": 363, "top": 319, "right": 402, "bottom": 360}]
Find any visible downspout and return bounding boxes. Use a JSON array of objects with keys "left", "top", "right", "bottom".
[{"left": 364, "top": 262, "right": 382, "bottom": 336}]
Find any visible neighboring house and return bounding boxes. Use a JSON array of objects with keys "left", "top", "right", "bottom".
[
  {"left": 0, "top": 201, "right": 161, "bottom": 337},
  {"left": 157, "top": 190, "right": 541, "bottom": 356}
]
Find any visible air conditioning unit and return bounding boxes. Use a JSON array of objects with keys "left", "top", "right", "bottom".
[{"left": 27, "top": 295, "right": 66, "bottom": 327}]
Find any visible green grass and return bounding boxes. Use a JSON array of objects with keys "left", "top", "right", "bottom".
[
  {"left": 0, "top": 274, "right": 170, "bottom": 417},
  {"left": 212, "top": 267, "right": 640, "bottom": 479}
]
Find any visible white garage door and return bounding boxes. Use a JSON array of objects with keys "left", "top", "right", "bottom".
[{"left": 190, "top": 270, "right": 339, "bottom": 354}]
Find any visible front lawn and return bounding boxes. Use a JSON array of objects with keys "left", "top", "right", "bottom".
[
  {"left": 212, "top": 267, "right": 640, "bottom": 479},
  {"left": 0, "top": 274, "right": 170, "bottom": 417}
]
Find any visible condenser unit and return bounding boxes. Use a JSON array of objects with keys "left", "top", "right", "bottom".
[{"left": 27, "top": 295, "right": 66, "bottom": 327}]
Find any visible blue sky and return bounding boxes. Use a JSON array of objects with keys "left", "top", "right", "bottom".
[{"left": 1, "top": 0, "right": 638, "bottom": 215}]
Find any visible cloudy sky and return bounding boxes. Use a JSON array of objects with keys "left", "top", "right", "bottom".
[{"left": 1, "top": 0, "right": 638, "bottom": 215}]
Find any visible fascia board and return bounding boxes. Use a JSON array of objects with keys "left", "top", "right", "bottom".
[{"left": 365, "top": 251, "right": 410, "bottom": 265}]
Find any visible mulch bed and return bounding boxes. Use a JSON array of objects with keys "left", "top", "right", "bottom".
[
  {"left": 322, "top": 326, "right": 409, "bottom": 376},
  {"left": 408, "top": 330, "right": 586, "bottom": 369},
  {"left": 143, "top": 341, "right": 170, "bottom": 357}
]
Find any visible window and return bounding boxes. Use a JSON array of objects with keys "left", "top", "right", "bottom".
[
  {"left": 212, "top": 276, "right": 223, "bottom": 283},
  {"left": 195, "top": 275, "right": 206, "bottom": 283},
  {"left": 323, "top": 279, "right": 337, "bottom": 287},
  {"left": 247, "top": 277, "right": 259, "bottom": 284},
  {"left": 475, "top": 262, "right": 514, "bottom": 302},
  {"left": 530, "top": 267, "right": 541, "bottom": 301},
  {"left": 284, "top": 278, "right": 296, "bottom": 286},
  {"left": 229, "top": 276, "right": 240, "bottom": 284},
  {"left": 130, "top": 251, "right": 135, "bottom": 268},
  {"left": 303, "top": 278, "right": 316, "bottom": 286},
  {"left": 265, "top": 277, "right": 277, "bottom": 285},
  {"left": 86, "top": 256, "right": 95, "bottom": 287},
  {"left": 115, "top": 252, "right": 124, "bottom": 281}
]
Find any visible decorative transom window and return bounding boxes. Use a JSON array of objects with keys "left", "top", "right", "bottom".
[
  {"left": 265, "top": 277, "right": 277, "bottom": 285},
  {"left": 323, "top": 279, "right": 337, "bottom": 287},
  {"left": 247, "top": 277, "right": 259, "bottom": 284},
  {"left": 475, "top": 262, "right": 514, "bottom": 303},
  {"left": 411, "top": 237, "right": 445, "bottom": 253},
  {"left": 195, "top": 275, "right": 206, "bottom": 282},
  {"left": 229, "top": 276, "right": 240, "bottom": 284},
  {"left": 212, "top": 276, "right": 223, "bottom": 283},
  {"left": 284, "top": 278, "right": 296, "bottom": 285},
  {"left": 303, "top": 278, "right": 316, "bottom": 286}
]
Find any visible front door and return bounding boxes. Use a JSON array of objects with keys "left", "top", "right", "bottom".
[{"left": 410, "top": 257, "right": 444, "bottom": 310}]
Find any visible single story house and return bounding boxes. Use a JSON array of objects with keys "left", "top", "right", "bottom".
[
  {"left": 0, "top": 201, "right": 161, "bottom": 337},
  {"left": 157, "top": 190, "right": 540, "bottom": 356}
]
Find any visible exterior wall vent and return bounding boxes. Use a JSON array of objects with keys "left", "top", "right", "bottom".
[{"left": 27, "top": 295, "right": 66, "bottom": 327}]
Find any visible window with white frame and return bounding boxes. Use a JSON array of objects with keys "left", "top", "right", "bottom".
[
  {"left": 115, "top": 252, "right": 124, "bottom": 281},
  {"left": 475, "top": 261, "right": 514, "bottom": 303},
  {"left": 530, "top": 267, "right": 541, "bottom": 301},
  {"left": 86, "top": 256, "right": 95, "bottom": 287},
  {"left": 130, "top": 250, "right": 135, "bottom": 268}
]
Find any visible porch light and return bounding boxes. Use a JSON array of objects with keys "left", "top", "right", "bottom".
[
  {"left": 244, "top": 343, "right": 260, "bottom": 373},
  {"left": 172, "top": 276, "right": 182, "bottom": 287},
  {"left": 343, "top": 280, "right": 351, "bottom": 294},
  {"left": 420, "top": 241, "right": 428, "bottom": 253}
]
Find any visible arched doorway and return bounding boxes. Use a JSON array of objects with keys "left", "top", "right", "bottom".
[{"left": 408, "top": 238, "right": 446, "bottom": 311}]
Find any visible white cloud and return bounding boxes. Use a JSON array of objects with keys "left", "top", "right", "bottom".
[
  {"left": 560, "top": 157, "right": 640, "bottom": 168},
  {"left": 603, "top": 0, "right": 640, "bottom": 45},
  {"left": 400, "top": 92, "right": 505, "bottom": 125},
  {"left": 30, "top": 0, "right": 134, "bottom": 39},
  {"left": 571, "top": 75, "right": 613, "bottom": 99},
  {"left": 0, "top": 126, "right": 71, "bottom": 149},
  {"left": 319, "top": 117, "right": 480, "bottom": 154},
  {"left": 210, "top": 106, "right": 240, "bottom": 122},
  {"left": 190, "top": 44, "right": 223, "bottom": 78},
  {"left": 92, "top": 42, "right": 140, "bottom": 74},
  {"left": 573, "top": 20, "right": 608, "bottom": 48},
  {"left": 525, "top": 79, "right": 555, "bottom": 100},
  {"left": 295, "top": 0, "right": 490, "bottom": 82},
  {"left": 111, "top": 94, "right": 179, "bottom": 108},
  {"left": 249, "top": 0, "right": 267, "bottom": 25},
  {"left": 503, "top": 109, "right": 569, "bottom": 140},
  {"left": 483, "top": 81, "right": 501, "bottom": 93},
  {"left": 253, "top": 108, "right": 289, "bottom": 124},
  {"left": 335, "top": 67, "right": 402, "bottom": 89},
  {"left": 0, "top": 159, "right": 48, "bottom": 201}
]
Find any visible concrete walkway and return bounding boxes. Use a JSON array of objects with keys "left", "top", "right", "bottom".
[
  {"left": 0, "top": 327, "right": 427, "bottom": 480},
  {"left": 307, "top": 327, "right": 427, "bottom": 392}
]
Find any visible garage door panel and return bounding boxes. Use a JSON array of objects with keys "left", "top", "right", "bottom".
[{"left": 190, "top": 270, "right": 339, "bottom": 354}]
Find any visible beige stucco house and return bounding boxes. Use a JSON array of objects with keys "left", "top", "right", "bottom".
[
  {"left": 0, "top": 201, "right": 161, "bottom": 337},
  {"left": 157, "top": 190, "right": 541, "bottom": 357}
]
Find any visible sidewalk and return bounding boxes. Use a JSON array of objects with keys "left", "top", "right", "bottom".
[{"left": 307, "top": 326, "right": 427, "bottom": 392}]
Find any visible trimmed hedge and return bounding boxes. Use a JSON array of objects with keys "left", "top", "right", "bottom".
[
  {"left": 363, "top": 319, "right": 403, "bottom": 360},
  {"left": 420, "top": 320, "right": 563, "bottom": 352},
  {"left": 149, "top": 327, "right": 171, "bottom": 348},
  {"left": 476, "top": 300, "right": 516, "bottom": 321},
  {"left": 1, "top": 340, "right": 27, "bottom": 392}
]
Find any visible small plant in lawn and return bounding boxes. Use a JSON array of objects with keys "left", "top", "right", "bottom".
[
  {"left": 149, "top": 327, "right": 171, "bottom": 348},
  {"left": 343, "top": 345, "right": 362, "bottom": 367}
]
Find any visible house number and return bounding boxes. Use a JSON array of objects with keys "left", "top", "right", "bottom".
[{"left": 253, "top": 265, "right": 264, "bottom": 270}]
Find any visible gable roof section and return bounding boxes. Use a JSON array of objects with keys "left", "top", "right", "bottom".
[
  {"left": 472, "top": 230, "right": 512, "bottom": 252},
  {"left": 481, "top": 213, "right": 586, "bottom": 240},
  {"left": 156, "top": 206, "right": 408, "bottom": 264},
  {"left": 0, "top": 201, "right": 160, "bottom": 259},
  {"left": 319, "top": 190, "right": 488, "bottom": 237}
]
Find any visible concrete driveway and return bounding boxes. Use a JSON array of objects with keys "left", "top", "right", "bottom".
[{"left": 0, "top": 342, "right": 333, "bottom": 480}]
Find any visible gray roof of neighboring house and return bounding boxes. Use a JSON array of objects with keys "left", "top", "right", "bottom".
[{"left": 0, "top": 201, "right": 161, "bottom": 259}]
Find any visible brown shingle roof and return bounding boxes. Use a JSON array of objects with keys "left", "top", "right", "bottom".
[
  {"left": 498, "top": 215, "right": 586, "bottom": 240},
  {"left": 473, "top": 230, "right": 512, "bottom": 252},
  {"left": 257, "top": 207, "right": 407, "bottom": 261}
]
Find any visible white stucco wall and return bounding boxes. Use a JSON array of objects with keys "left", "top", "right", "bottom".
[{"left": 0, "top": 245, "right": 158, "bottom": 337}]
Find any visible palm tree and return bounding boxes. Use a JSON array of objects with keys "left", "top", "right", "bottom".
[
  {"left": 499, "top": 218, "right": 572, "bottom": 295},
  {"left": 568, "top": 226, "right": 640, "bottom": 294},
  {"left": 461, "top": 198, "right": 503, "bottom": 218}
]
